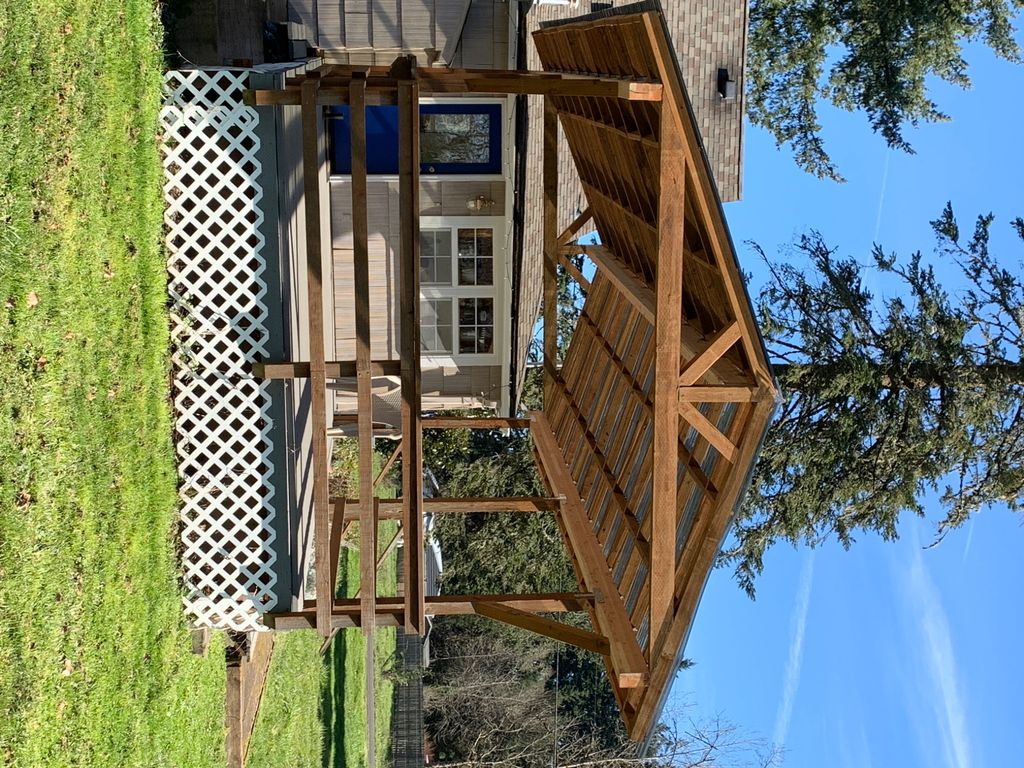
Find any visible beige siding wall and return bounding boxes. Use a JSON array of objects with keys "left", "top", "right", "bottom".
[
  {"left": 330, "top": 178, "right": 505, "bottom": 404},
  {"left": 293, "top": 0, "right": 512, "bottom": 68}
]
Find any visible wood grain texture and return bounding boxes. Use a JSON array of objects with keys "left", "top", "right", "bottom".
[
  {"left": 301, "top": 76, "right": 333, "bottom": 639},
  {"left": 543, "top": 96, "right": 559, "bottom": 406},
  {"left": 473, "top": 602, "right": 610, "bottom": 656}
]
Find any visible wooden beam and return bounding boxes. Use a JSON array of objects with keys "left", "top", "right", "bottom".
[
  {"left": 269, "top": 593, "right": 593, "bottom": 632},
  {"left": 365, "top": 630, "right": 376, "bottom": 768},
  {"left": 373, "top": 444, "right": 402, "bottom": 491},
  {"left": 543, "top": 95, "right": 559, "bottom": 406},
  {"left": 398, "top": 74, "right": 425, "bottom": 635},
  {"left": 245, "top": 69, "right": 663, "bottom": 104},
  {"left": 640, "top": 12, "right": 775, "bottom": 390},
  {"left": 421, "top": 416, "right": 531, "bottom": 429},
  {"left": 557, "top": 251, "right": 591, "bottom": 292},
  {"left": 334, "top": 496, "right": 561, "bottom": 521},
  {"left": 678, "top": 321, "right": 742, "bottom": 386},
  {"left": 529, "top": 412, "right": 648, "bottom": 689},
  {"left": 473, "top": 602, "right": 610, "bottom": 656},
  {"left": 651, "top": 104, "right": 687, "bottom": 658},
  {"left": 300, "top": 75, "right": 333, "bottom": 640},
  {"left": 677, "top": 385, "right": 762, "bottom": 403},
  {"left": 584, "top": 245, "right": 655, "bottom": 324},
  {"left": 678, "top": 402, "right": 737, "bottom": 462},
  {"left": 251, "top": 360, "right": 402, "bottom": 379},
  {"left": 557, "top": 205, "right": 593, "bottom": 245},
  {"left": 350, "top": 75, "right": 377, "bottom": 638}
]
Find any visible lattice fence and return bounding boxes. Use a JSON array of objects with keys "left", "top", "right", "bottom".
[{"left": 161, "top": 69, "right": 277, "bottom": 631}]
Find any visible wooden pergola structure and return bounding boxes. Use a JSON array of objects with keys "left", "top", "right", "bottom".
[{"left": 245, "top": 6, "right": 778, "bottom": 752}]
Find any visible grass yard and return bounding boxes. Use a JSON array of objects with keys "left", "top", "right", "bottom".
[
  {"left": 247, "top": 443, "right": 400, "bottom": 768},
  {"left": 0, "top": 2, "right": 227, "bottom": 766}
]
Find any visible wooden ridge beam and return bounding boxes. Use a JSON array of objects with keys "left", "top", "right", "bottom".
[
  {"left": 398, "top": 73, "right": 425, "bottom": 635},
  {"left": 300, "top": 74, "right": 333, "bottom": 640},
  {"left": 678, "top": 321, "right": 742, "bottom": 386},
  {"left": 530, "top": 412, "right": 648, "bottom": 689},
  {"left": 333, "top": 496, "right": 560, "bottom": 521},
  {"left": 473, "top": 602, "right": 610, "bottom": 656},
  {"left": 251, "top": 360, "right": 402, "bottom": 379}
]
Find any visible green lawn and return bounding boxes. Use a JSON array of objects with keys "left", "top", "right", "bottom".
[
  {"left": 0, "top": 2, "right": 227, "bottom": 767},
  {"left": 248, "top": 443, "right": 399, "bottom": 768}
]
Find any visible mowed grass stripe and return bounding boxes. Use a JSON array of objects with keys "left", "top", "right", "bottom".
[{"left": 0, "top": 3, "right": 224, "bottom": 766}]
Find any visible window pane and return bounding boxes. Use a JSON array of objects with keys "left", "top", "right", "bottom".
[
  {"left": 420, "top": 327, "right": 437, "bottom": 351},
  {"left": 437, "top": 300, "right": 452, "bottom": 325},
  {"left": 476, "top": 229, "right": 493, "bottom": 257},
  {"left": 420, "top": 114, "right": 490, "bottom": 163},
  {"left": 438, "top": 325, "right": 452, "bottom": 352},
  {"left": 420, "top": 232, "right": 435, "bottom": 258},
  {"left": 420, "top": 258, "right": 432, "bottom": 284},
  {"left": 436, "top": 258, "right": 452, "bottom": 285},
  {"left": 421, "top": 300, "right": 436, "bottom": 324},
  {"left": 459, "top": 327, "right": 477, "bottom": 354},
  {"left": 435, "top": 232, "right": 452, "bottom": 257},
  {"left": 477, "top": 326, "right": 494, "bottom": 354},
  {"left": 477, "top": 298, "right": 493, "bottom": 324},
  {"left": 476, "top": 258, "right": 493, "bottom": 286},
  {"left": 458, "top": 258, "right": 476, "bottom": 285},
  {"left": 459, "top": 298, "right": 476, "bottom": 326},
  {"left": 457, "top": 229, "right": 475, "bottom": 259}
]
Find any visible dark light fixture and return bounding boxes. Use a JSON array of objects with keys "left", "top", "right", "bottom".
[{"left": 717, "top": 67, "right": 737, "bottom": 100}]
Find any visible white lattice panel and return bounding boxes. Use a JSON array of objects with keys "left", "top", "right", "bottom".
[{"left": 161, "top": 69, "right": 278, "bottom": 631}]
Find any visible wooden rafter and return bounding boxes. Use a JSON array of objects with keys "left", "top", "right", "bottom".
[
  {"left": 421, "top": 416, "right": 531, "bottom": 429},
  {"left": 530, "top": 412, "right": 648, "bottom": 689},
  {"left": 333, "top": 496, "right": 562, "bottom": 521},
  {"left": 584, "top": 245, "right": 655, "bottom": 324},
  {"left": 300, "top": 74, "right": 333, "bottom": 640},
  {"left": 543, "top": 96, "right": 559, "bottom": 406},
  {"left": 557, "top": 250, "right": 591, "bottom": 291},
  {"left": 473, "top": 602, "right": 610, "bottom": 656},
  {"left": 677, "top": 385, "right": 763, "bottom": 403}
]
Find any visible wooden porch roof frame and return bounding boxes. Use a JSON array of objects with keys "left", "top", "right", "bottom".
[{"left": 244, "top": 5, "right": 779, "bottom": 750}]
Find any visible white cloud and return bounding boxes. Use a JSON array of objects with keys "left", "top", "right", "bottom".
[
  {"left": 904, "top": 528, "right": 973, "bottom": 768},
  {"left": 773, "top": 553, "right": 815, "bottom": 748}
]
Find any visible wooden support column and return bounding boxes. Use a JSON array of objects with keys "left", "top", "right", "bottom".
[
  {"left": 650, "top": 98, "right": 687, "bottom": 659},
  {"left": 301, "top": 74, "right": 333, "bottom": 639},
  {"left": 397, "top": 68, "right": 425, "bottom": 635},
  {"left": 543, "top": 96, "right": 559, "bottom": 406},
  {"left": 530, "top": 412, "right": 648, "bottom": 689},
  {"left": 350, "top": 74, "right": 377, "bottom": 637}
]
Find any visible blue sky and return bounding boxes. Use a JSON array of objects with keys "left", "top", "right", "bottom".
[{"left": 668, "top": 38, "right": 1024, "bottom": 768}]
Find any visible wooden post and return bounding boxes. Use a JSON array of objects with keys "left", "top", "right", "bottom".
[
  {"left": 650, "top": 97, "right": 687, "bottom": 659},
  {"left": 300, "top": 74, "right": 333, "bottom": 639},
  {"left": 397, "top": 68, "right": 425, "bottom": 635},
  {"left": 543, "top": 96, "right": 559, "bottom": 406},
  {"left": 350, "top": 74, "right": 377, "bottom": 637}
]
